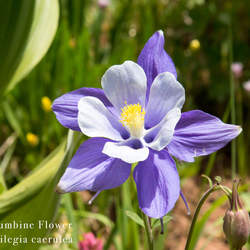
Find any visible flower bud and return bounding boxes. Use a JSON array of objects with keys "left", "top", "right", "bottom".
[
  {"left": 223, "top": 209, "right": 249, "bottom": 249},
  {"left": 223, "top": 180, "right": 250, "bottom": 249}
]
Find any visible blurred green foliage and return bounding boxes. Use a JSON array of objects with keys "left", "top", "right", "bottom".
[{"left": 0, "top": 0, "right": 59, "bottom": 94}]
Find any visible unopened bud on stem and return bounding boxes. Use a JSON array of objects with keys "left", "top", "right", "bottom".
[{"left": 223, "top": 180, "right": 250, "bottom": 250}]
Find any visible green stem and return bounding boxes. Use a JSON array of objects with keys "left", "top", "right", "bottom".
[
  {"left": 184, "top": 185, "right": 218, "bottom": 250},
  {"left": 142, "top": 212, "right": 154, "bottom": 250},
  {"left": 228, "top": 12, "right": 236, "bottom": 179},
  {"left": 230, "top": 243, "right": 241, "bottom": 250}
]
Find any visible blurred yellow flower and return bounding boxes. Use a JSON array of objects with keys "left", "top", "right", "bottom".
[
  {"left": 41, "top": 96, "right": 52, "bottom": 112},
  {"left": 26, "top": 133, "right": 39, "bottom": 147},
  {"left": 69, "top": 37, "right": 76, "bottom": 49},
  {"left": 189, "top": 39, "right": 200, "bottom": 51}
]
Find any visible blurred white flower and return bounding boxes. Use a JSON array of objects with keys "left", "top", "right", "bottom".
[
  {"left": 98, "top": 0, "right": 110, "bottom": 8},
  {"left": 231, "top": 62, "right": 243, "bottom": 78},
  {"left": 243, "top": 80, "right": 250, "bottom": 92}
]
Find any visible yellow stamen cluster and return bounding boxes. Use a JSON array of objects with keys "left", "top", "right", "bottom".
[{"left": 120, "top": 102, "right": 145, "bottom": 138}]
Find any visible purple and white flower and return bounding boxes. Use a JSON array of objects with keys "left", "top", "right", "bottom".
[{"left": 52, "top": 30, "right": 242, "bottom": 218}]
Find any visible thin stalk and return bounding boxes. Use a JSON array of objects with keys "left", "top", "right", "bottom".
[
  {"left": 228, "top": 14, "right": 236, "bottom": 178},
  {"left": 235, "top": 78, "right": 245, "bottom": 176},
  {"left": 142, "top": 212, "right": 154, "bottom": 250},
  {"left": 184, "top": 185, "right": 218, "bottom": 250}
]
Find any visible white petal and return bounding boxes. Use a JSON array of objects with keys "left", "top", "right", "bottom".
[
  {"left": 145, "top": 72, "right": 185, "bottom": 128},
  {"left": 101, "top": 61, "right": 147, "bottom": 111},
  {"left": 144, "top": 108, "right": 181, "bottom": 151},
  {"left": 102, "top": 140, "right": 149, "bottom": 164},
  {"left": 78, "top": 96, "right": 127, "bottom": 140}
]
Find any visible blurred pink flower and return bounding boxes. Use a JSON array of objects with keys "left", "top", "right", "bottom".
[
  {"left": 79, "top": 233, "right": 103, "bottom": 250},
  {"left": 243, "top": 80, "right": 250, "bottom": 92},
  {"left": 98, "top": 0, "right": 110, "bottom": 8},
  {"left": 231, "top": 62, "right": 243, "bottom": 78}
]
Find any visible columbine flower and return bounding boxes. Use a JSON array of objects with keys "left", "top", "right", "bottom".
[
  {"left": 52, "top": 30, "right": 241, "bottom": 218},
  {"left": 231, "top": 62, "right": 243, "bottom": 79},
  {"left": 79, "top": 233, "right": 103, "bottom": 250},
  {"left": 26, "top": 132, "right": 39, "bottom": 147},
  {"left": 41, "top": 96, "right": 52, "bottom": 112}
]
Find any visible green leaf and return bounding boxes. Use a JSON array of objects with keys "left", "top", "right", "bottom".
[
  {"left": 0, "top": 131, "right": 78, "bottom": 249},
  {"left": 0, "top": 180, "right": 6, "bottom": 194},
  {"left": 0, "top": 133, "right": 17, "bottom": 194},
  {"left": 75, "top": 210, "right": 114, "bottom": 228},
  {"left": 0, "top": 133, "right": 17, "bottom": 174},
  {"left": 39, "top": 245, "right": 72, "bottom": 250},
  {"left": 125, "top": 210, "right": 144, "bottom": 228},
  {"left": 2, "top": 101, "right": 24, "bottom": 139},
  {"left": 0, "top": 0, "right": 59, "bottom": 94},
  {"left": 240, "top": 192, "right": 250, "bottom": 212},
  {"left": 62, "top": 194, "right": 78, "bottom": 249},
  {"left": 151, "top": 216, "right": 172, "bottom": 230}
]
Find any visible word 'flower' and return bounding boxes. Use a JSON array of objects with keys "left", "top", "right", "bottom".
[
  {"left": 79, "top": 233, "right": 103, "bottom": 250},
  {"left": 53, "top": 30, "right": 241, "bottom": 218}
]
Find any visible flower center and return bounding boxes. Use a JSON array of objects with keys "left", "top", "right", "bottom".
[{"left": 120, "top": 102, "right": 145, "bottom": 138}]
